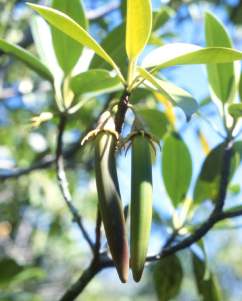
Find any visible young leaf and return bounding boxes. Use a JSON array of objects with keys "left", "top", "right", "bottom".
[
  {"left": 192, "top": 252, "right": 222, "bottom": 301},
  {"left": 193, "top": 141, "right": 242, "bottom": 204},
  {"left": 70, "top": 69, "right": 122, "bottom": 96},
  {"left": 153, "top": 255, "right": 183, "bottom": 301},
  {"left": 27, "top": 3, "right": 125, "bottom": 83},
  {"left": 51, "top": 0, "right": 87, "bottom": 74},
  {"left": 139, "top": 67, "right": 198, "bottom": 119},
  {"left": 0, "top": 38, "right": 53, "bottom": 82},
  {"left": 90, "top": 23, "right": 127, "bottom": 77},
  {"left": 205, "top": 11, "right": 240, "bottom": 104},
  {"left": 126, "top": 0, "right": 152, "bottom": 61},
  {"left": 141, "top": 43, "right": 242, "bottom": 71},
  {"left": 162, "top": 132, "right": 192, "bottom": 206}
]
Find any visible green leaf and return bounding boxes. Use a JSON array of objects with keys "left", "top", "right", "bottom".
[
  {"left": 70, "top": 69, "right": 122, "bottom": 96},
  {"left": 141, "top": 43, "right": 242, "bottom": 71},
  {"left": 28, "top": 3, "right": 124, "bottom": 83},
  {"left": 152, "top": 7, "right": 175, "bottom": 31},
  {"left": 90, "top": 24, "right": 127, "bottom": 77},
  {"left": 193, "top": 141, "right": 242, "bottom": 204},
  {"left": 153, "top": 255, "right": 183, "bottom": 301},
  {"left": 205, "top": 11, "right": 239, "bottom": 104},
  {"left": 162, "top": 132, "right": 192, "bottom": 206},
  {"left": 139, "top": 67, "right": 198, "bottom": 120},
  {"left": 192, "top": 252, "right": 222, "bottom": 301},
  {"left": 0, "top": 257, "right": 23, "bottom": 286},
  {"left": 0, "top": 38, "right": 53, "bottom": 81},
  {"left": 239, "top": 73, "right": 242, "bottom": 101},
  {"left": 51, "top": 0, "right": 87, "bottom": 74},
  {"left": 135, "top": 108, "right": 168, "bottom": 139},
  {"left": 126, "top": 0, "right": 152, "bottom": 61},
  {"left": 228, "top": 103, "right": 242, "bottom": 119}
]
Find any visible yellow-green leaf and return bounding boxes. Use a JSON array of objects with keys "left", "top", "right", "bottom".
[
  {"left": 126, "top": 0, "right": 152, "bottom": 61},
  {"left": 27, "top": 3, "right": 125, "bottom": 83}
]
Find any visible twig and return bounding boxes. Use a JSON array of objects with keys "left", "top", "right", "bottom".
[
  {"left": 94, "top": 207, "right": 102, "bottom": 258},
  {"left": 56, "top": 113, "right": 95, "bottom": 254},
  {"left": 114, "top": 90, "right": 130, "bottom": 134}
]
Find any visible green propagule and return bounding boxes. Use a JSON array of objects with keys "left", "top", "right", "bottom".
[{"left": 82, "top": 108, "right": 155, "bottom": 283}]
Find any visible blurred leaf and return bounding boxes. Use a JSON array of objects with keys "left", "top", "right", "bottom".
[
  {"left": 0, "top": 257, "right": 23, "bottom": 286},
  {"left": 135, "top": 108, "right": 168, "bottom": 139},
  {"left": 90, "top": 24, "right": 127, "bottom": 77},
  {"left": 205, "top": 12, "right": 239, "bottom": 104},
  {"left": 228, "top": 103, "right": 242, "bottom": 119},
  {"left": 228, "top": 183, "right": 241, "bottom": 195},
  {"left": 162, "top": 132, "right": 192, "bottom": 206},
  {"left": 28, "top": 3, "right": 124, "bottom": 82},
  {"left": 70, "top": 69, "right": 122, "bottom": 97},
  {"left": 141, "top": 43, "right": 242, "bottom": 71},
  {"left": 51, "top": 0, "right": 87, "bottom": 74},
  {"left": 126, "top": 0, "right": 152, "bottom": 61},
  {"left": 152, "top": 7, "right": 175, "bottom": 31},
  {"left": 0, "top": 38, "right": 53, "bottom": 81},
  {"left": 193, "top": 141, "right": 242, "bottom": 204},
  {"left": 192, "top": 252, "right": 222, "bottom": 301},
  {"left": 139, "top": 68, "right": 198, "bottom": 119},
  {"left": 153, "top": 254, "right": 183, "bottom": 301},
  {"left": 239, "top": 73, "right": 242, "bottom": 101}
]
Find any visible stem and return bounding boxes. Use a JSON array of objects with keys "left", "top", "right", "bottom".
[
  {"left": 56, "top": 113, "right": 95, "bottom": 254},
  {"left": 114, "top": 90, "right": 130, "bottom": 134}
]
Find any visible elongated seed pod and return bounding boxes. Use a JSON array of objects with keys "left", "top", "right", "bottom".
[
  {"left": 130, "top": 134, "right": 153, "bottom": 282},
  {"left": 95, "top": 131, "right": 129, "bottom": 283}
]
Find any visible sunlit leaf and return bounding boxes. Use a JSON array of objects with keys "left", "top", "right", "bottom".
[
  {"left": 126, "top": 0, "right": 152, "bottom": 61},
  {"left": 205, "top": 11, "right": 240, "bottom": 104},
  {"left": 51, "top": 0, "right": 87, "bottom": 74},
  {"left": 0, "top": 38, "right": 53, "bottom": 81},
  {"left": 70, "top": 69, "right": 122, "bottom": 96},
  {"left": 162, "top": 132, "right": 192, "bottom": 206},
  {"left": 139, "top": 67, "right": 198, "bottom": 119},
  {"left": 142, "top": 43, "right": 242, "bottom": 71},
  {"left": 28, "top": 3, "right": 125, "bottom": 83}
]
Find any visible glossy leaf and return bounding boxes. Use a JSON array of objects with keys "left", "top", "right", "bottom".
[
  {"left": 193, "top": 141, "right": 242, "bottom": 204},
  {"left": 139, "top": 67, "right": 198, "bottom": 119},
  {"left": 141, "top": 43, "right": 242, "bottom": 71},
  {"left": 90, "top": 24, "right": 127, "bottom": 77},
  {"left": 153, "top": 255, "right": 183, "bottom": 301},
  {"left": 126, "top": 0, "right": 152, "bottom": 60},
  {"left": 192, "top": 252, "right": 222, "bottom": 301},
  {"left": 28, "top": 3, "right": 124, "bottom": 83},
  {"left": 205, "top": 12, "right": 239, "bottom": 104},
  {"left": 70, "top": 69, "right": 122, "bottom": 96},
  {"left": 135, "top": 108, "right": 168, "bottom": 139},
  {"left": 162, "top": 132, "right": 192, "bottom": 206},
  {"left": 0, "top": 38, "right": 53, "bottom": 81},
  {"left": 51, "top": 0, "right": 87, "bottom": 74}
]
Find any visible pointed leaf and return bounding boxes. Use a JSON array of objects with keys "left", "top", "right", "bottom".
[
  {"left": 139, "top": 67, "right": 198, "bottom": 119},
  {"left": 28, "top": 3, "right": 124, "bottom": 83},
  {"left": 162, "top": 132, "right": 192, "bottom": 206},
  {"left": 126, "top": 0, "right": 152, "bottom": 60},
  {"left": 141, "top": 43, "right": 242, "bottom": 71},
  {"left": 205, "top": 11, "right": 240, "bottom": 104},
  {"left": 0, "top": 38, "right": 53, "bottom": 81},
  {"left": 192, "top": 252, "right": 222, "bottom": 301},
  {"left": 193, "top": 141, "right": 242, "bottom": 204},
  {"left": 90, "top": 23, "right": 127, "bottom": 77},
  {"left": 70, "top": 69, "right": 122, "bottom": 97},
  {"left": 153, "top": 255, "right": 183, "bottom": 301},
  {"left": 51, "top": 0, "right": 87, "bottom": 74}
]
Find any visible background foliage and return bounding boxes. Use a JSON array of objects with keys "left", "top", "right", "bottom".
[{"left": 1, "top": 0, "right": 242, "bottom": 300}]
